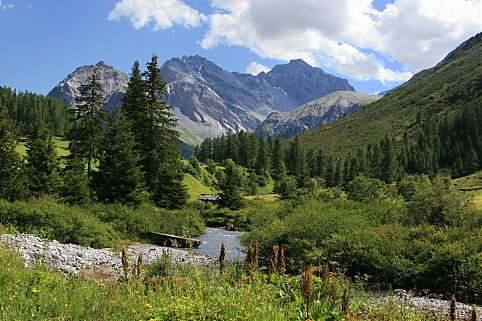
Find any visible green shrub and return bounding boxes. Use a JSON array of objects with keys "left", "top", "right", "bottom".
[
  {"left": 0, "top": 196, "right": 119, "bottom": 247},
  {"left": 0, "top": 197, "right": 206, "bottom": 247}
]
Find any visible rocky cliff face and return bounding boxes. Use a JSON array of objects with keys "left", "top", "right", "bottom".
[
  {"left": 256, "top": 91, "right": 380, "bottom": 139},
  {"left": 259, "top": 59, "right": 354, "bottom": 105},
  {"left": 48, "top": 57, "right": 354, "bottom": 144},
  {"left": 48, "top": 61, "right": 129, "bottom": 109}
]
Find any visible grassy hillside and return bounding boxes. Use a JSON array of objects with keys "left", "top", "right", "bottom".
[
  {"left": 16, "top": 137, "right": 70, "bottom": 158},
  {"left": 292, "top": 32, "right": 482, "bottom": 157},
  {"left": 184, "top": 173, "right": 214, "bottom": 201},
  {"left": 453, "top": 170, "right": 482, "bottom": 210}
]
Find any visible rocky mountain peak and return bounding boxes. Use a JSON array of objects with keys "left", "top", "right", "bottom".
[
  {"left": 48, "top": 61, "right": 129, "bottom": 109},
  {"left": 259, "top": 59, "right": 354, "bottom": 103}
]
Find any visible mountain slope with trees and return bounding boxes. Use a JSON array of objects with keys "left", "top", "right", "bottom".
[
  {"left": 0, "top": 87, "right": 70, "bottom": 135},
  {"left": 293, "top": 32, "right": 482, "bottom": 157}
]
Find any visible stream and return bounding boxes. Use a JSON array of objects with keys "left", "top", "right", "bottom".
[{"left": 193, "top": 227, "right": 246, "bottom": 262}]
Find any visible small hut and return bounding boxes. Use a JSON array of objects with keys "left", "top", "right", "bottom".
[{"left": 197, "top": 194, "right": 221, "bottom": 203}]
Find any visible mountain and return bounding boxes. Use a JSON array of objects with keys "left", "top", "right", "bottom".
[
  {"left": 48, "top": 61, "right": 129, "bottom": 110},
  {"left": 291, "top": 32, "right": 482, "bottom": 157},
  {"left": 256, "top": 91, "right": 380, "bottom": 139},
  {"left": 48, "top": 56, "right": 354, "bottom": 144},
  {"left": 161, "top": 56, "right": 354, "bottom": 143}
]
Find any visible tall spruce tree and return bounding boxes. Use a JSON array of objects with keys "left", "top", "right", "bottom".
[
  {"left": 142, "top": 55, "right": 187, "bottom": 208},
  {"left": 25, "top": 121, "right": 61, "bottom": 197},
  {"left": 61, "top": 156, "right": 91, "bottom": 205},
  {"left": 69, "top": 71, "right": 107, "bottom": 178},
  {"left": 271, "top": 134, "right": 285, "bottom": 180},
  {"left": 218, "top": 159, "right": 243, "bottom": 210},
  {"left": 256, "top": 138, "right": 270, "bottom": 176},
  {"left": 0, "top": 104, "right": 26, "bottom": 200},
  {"left": 122, "top": 61, "right": 147, "bottom": 143},
  {"left": 381, "top": 135, "right": 399, "bottom": 183},
  {"left": 94, "top": 114, "right": 147, "bottom": 205}
]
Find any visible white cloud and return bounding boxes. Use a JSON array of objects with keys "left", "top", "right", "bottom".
[
  {"left": 245, "top": 62, "right": 270, "bottom": 75},
  {"left": 0, "top": 0, "right": 14, "bottom": 10},
  {"left": 201, "top": 0, "right": 481, "bottom": 83},
  {"left": 108, "top": 0, "right": 205, "bottom": 30},
  {"left": 109, "top": 0, "right": 482, "bottom": 84},
  {"left": 374, "top": 0, "right": 482, "bottom": 70}
]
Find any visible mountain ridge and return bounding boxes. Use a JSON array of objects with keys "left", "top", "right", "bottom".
[
  {"left": 257, "top": 91, "right": 381, "bottom": 139},
  {"left": 48, "top": 56, "right": 355, "bottom": 144}
]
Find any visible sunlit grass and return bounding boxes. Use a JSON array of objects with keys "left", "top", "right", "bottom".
[
  {"left": 473, "top": 190, "right": 482, "bottom": 210},
  {"left": 16, "top": 137, "right": 70, "bottom": 158},
  {"left": 244, "top": 193, "right": 279, "bottom": 201},
  {"left": 184, "top": 173, "right": 214, "bottom": 201}
]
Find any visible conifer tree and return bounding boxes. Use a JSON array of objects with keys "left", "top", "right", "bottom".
[
  {"left": 25, "top": 121, "right": 61, "bottom": 197},
  {"left": 256, "top": 138, "right": 270, "bottom": 176},
  {"left": 0, "top": 104, "right": 26, "bottom": 200},
  {"left": 333, "top": 158, "right": 343, "bottom": 186},
  {"left": 306, "top": 149, "right": 317, "bottom": 178},
  {"left": 142, "top": 55, "right": 187, "bottom": 208},
  {"left": 315, "top": 150, "right": 325, "bottom": 177},
  {"left": 381, "top": 135, "right": 399, "bottom": 183},
  {"left": 69, "top": 71, "right": 107, "bottom": 178},
  {"left": 94, "top": 114, "right": 147, "bottom": 206},
  {"left": 61, "top": 156, "right": 90, "bottom": 205},
  {"left": 218, "top": 159, "right": 243, "bottom": 210},
  {"left": 122, "top": 61, "right": 147, "bottom": 143}
]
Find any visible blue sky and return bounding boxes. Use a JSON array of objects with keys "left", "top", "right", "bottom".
[{"left": 0, "top": 0, "right": 480, "bottom": 95}]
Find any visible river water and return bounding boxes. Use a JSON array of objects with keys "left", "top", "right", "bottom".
[{"left": 193, "top": 227, "right": 246, "bottom": 262}]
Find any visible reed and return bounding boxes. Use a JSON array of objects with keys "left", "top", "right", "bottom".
[
  {"left": 121, "top": 248, "right": 129, "bottom": 281},
  {"left": 219, "top": 243, "right": 226, "bottom": 275},
  {"left": 136, "top": 253, "right": 143, "bottom": 278},
  {"left": 470, "top": 305, "right": 477, "bottom": 321},
  {"left": 301, "top": 267, "right": 314, "bottom": 320},
  {"left": 450, "top": 294, "right": 456, "bottom": 321}
]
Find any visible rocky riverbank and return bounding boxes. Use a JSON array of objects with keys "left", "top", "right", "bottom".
[
  {"left": 1, "top": 233, "right": 215, "bottom": 280},
  {"left": 375, "top": 289, "right": 481, "bottom": 320}
]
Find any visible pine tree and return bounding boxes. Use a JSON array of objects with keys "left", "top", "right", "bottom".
[
  {"left": 381, "top": 135, "right": 399, "bottom": 183},
  {"left": 333, "top": 158, "right": 343, "bottom": 186},
  {"left": 324, "top": 156, "right": 335, "bottom": 187},
  {"left": 142, "top": 56, "right": 187, "bottom": 208},
  {"left": 219, "top": 159, "right": 243, "bottom": 210},
  {"left": 69, "top": 71, "right": 107, "bottom": 178},
  {"left": 94, "top": 114, "right": 147, "bottom": 206},
  {"left": 122, "top": 61, "right": 148, "bottom": 143},
  {"left": 256, "top": 138, "right": 270, "bottom": 176},
  {"left": 0, "top": 104, "right": 26, "bottom": 200},
  {"left": 61, "top": 156, "right": 90, "bottom": 205},
  {"left": 306, "top": 149, "right": 317, "bottom": 178},
  {"left": 25, "top": 121, "right": 61, "bottom": 197},
  {"left": 315, "top": 150, "right": 325, "bottom": 177},
  {"left": 271, "top": 134, "right": 285, "bottom": 180}
]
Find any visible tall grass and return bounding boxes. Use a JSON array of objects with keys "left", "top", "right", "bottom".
[{"left": 0, "top": 243, "right": 438, "bottom": 321}]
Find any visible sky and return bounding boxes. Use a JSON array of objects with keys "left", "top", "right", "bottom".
[{"left": 0, "top": 0, "right": 481, "bottom": 95}]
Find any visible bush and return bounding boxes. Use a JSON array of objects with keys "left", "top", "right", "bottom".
[
  {"left": 346, "top": 175, "right": 393, "bottom": 203},
  {"left": 0, "top": 197, "right": 206, "bottom": 247},
  {"left": 0, "top": 197, "right": 119, "bottom": 247}
]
